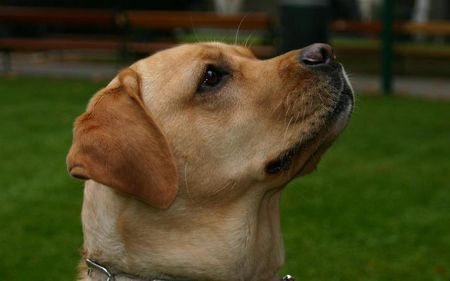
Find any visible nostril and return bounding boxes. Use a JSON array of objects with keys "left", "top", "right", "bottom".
[{"left": 300, "top": 43, "right": 335, "bottom": 66}]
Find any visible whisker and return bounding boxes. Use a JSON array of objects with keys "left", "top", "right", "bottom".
[
  {"left": 283, "top": 116, "right": 295, "bottom": 141},
  {"left": 244, "top": 32, "right": 254, "bottom": 47},
  {"left": 235, "top": 14, "right": 248, "bottom": 45},
  {"left": 301, "top": 99, "right": 308, "bottom": 121},
  {"left": 184, "top": 163, "right": 194, "bottom": 201},
  {"left": 189, "top": 15, "right": 201, "bottom": 43},
  {"left": 247, "top": 36, "right": 256, "bottom": 48},
  {"left": 294, "top": 111, "right": 301, "bottom": 124},
  {"left": 284, "top": 100, "right": 293, "bottom": 125},
  {"left": 209, "top": 180, "right": 238, "bottom": 199}
]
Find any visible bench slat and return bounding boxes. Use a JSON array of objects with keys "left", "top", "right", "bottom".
[
  {"left": 127, "top": 11, "right": 272, "bottom": 30},
  {"left": 0, "top": 38, "right": 276, "bottom": 58},
  {"left": 0, "top": 6, "right": 115, "bottom": 26},
  {"left": 335, "top": 45, "right": 450, "bottom": 59},
  {"left": 0, "top": 38, "right": 122, "bottom": 50},
  {"left": 331, "top": 20, "right": 450, "bottom": 36}
]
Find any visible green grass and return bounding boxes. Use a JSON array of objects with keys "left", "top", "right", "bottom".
[
  {"left": 281, "top": 95, "right": 450, "bottom": 280},
  {"left": 0, "top": 76, "right": 449, "bottom": 281},
  {"left": 0, "top": 76, "right": 103, "bottom": 280}
]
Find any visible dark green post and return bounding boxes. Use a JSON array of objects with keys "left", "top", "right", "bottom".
[
  {"left": 279, "top": 0, "right": 331, "bottom": 53},
  {"left": 381, "top": 0, "right": 394, "bottom": 95}
]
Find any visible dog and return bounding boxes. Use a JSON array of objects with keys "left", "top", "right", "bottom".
[{"left": 67, "top": 42, "right": 353, "bottom": 281}]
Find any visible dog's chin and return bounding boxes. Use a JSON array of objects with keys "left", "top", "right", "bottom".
[
  {"left": 265, "top": 73, "right": 353, "bottom": 178},
  {"left": 296, "top": 95, "right": 352, "bottom": 176},
  {"left": 294, "top": 80, "right": 353, "bottom": 177}
]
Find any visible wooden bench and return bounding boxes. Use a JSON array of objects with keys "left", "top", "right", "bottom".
[
  {"left": 0, "top": 6, "right": 116, "bottom": 26},
  {"left": 330, "top": 20, "right": 450, "bottom": 59},
  {"left": 0, "top": 6, "right": 276, "bottom": 72},
  {"left": 331, "top": 19, "right": 450, "bottom": 36},
  {"left": 0, "top": 7, "right": 120, "bottom": 71},
  {"left": 123, "top": 10, "right": 275, "bottom": 57}
]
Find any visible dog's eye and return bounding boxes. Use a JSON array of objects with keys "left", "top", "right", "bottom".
[{"left": 198, "top": 66, "right": 227, "bottom": 93}]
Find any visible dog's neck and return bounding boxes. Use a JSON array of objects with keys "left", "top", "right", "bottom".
[{"left": 81, "top": 180, "right": 285, "bottom": 281}]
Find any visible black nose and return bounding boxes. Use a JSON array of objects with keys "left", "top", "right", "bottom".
[{"left": 299, "top": 43, "right": 335, "bottom": 66}]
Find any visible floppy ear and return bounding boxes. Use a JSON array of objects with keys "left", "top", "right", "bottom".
[{"left": 66, "top": 68, "right": 178, "bottom": 209}]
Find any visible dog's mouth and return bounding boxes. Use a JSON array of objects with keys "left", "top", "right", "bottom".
[{"left": 265, "top": 69, "right": 353, "bottom": 176}]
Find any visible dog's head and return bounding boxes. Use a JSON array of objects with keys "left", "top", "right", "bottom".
[{"left": 67, "top": 42, "right": 353, "bottom": 209}]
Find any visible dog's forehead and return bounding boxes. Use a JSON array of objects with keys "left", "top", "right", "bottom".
[
  {"left": 140, "top": 42, "right": 256, "bottom": 69},
  {"left": 175, "top": 42, "right": 255, "bottom": 59}
]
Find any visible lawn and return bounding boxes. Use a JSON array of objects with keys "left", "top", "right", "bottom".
[{"left": 0, "top": 76, "right": 449, "bottom": 281}]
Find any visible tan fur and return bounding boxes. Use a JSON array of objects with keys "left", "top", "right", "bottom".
[
  {"left": 67, "top": 69, "right": 178, "bottom": 208},
  {"left": 67, "top": 42, "right": 353, "bottom": 281}
]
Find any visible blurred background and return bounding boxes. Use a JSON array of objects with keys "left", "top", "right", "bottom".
[{"left": 0, "top": 0, "right": 449, "bottom": 280}]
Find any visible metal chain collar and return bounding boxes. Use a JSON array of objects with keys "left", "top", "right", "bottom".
[{"left": 86, "top": 259, "right": 295, "bottom": 281}]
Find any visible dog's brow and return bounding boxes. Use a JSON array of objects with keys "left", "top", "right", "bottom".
[
  {"left": 198, "top": 51, "right": 233, "bottom": 70},
  {"left": 200, "top": 44, "right": 246, "bottom": 60},
  {"left": 231, "top": 46, "right": 255, "bottom": 58},
  {"left": 201, "top": 49, "right": 225, "bottom": 61}
]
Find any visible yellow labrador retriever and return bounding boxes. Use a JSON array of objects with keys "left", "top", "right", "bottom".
[{"left": 67, "top": 42, "right": 353, "bottom": 281}]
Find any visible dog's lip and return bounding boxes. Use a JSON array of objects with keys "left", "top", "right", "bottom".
[
  {"left": 295, "top": 82, "right": 353, "bottom": 176},
  {"left": 265, "top": 73, "right": 353, "bottom": 176}
]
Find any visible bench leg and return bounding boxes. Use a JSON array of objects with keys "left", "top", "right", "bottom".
[{"left": 1, "top": 51, "right": 12, "bottom": 73}]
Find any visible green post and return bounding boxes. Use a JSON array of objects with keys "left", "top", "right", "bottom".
[{"left": 381, "top": 0, "right": 394, "bottom": 95}]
